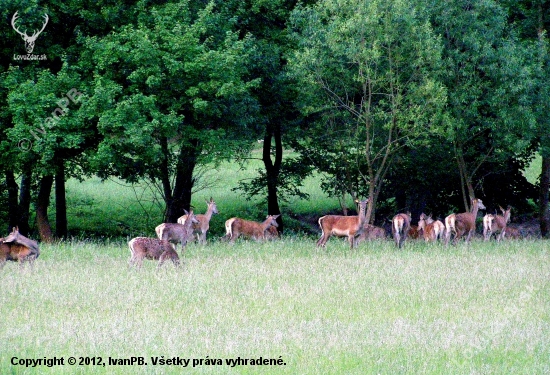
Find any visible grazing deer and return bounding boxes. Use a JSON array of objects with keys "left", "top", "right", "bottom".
[
  {"left": 316, "top": 199, "right": 368, "bottom": 249},
  {"left": 445, "top": 198, "right": 486, "bottom": 245},
  {"left": 392, "top": 212, "right": 411, "bottom": 248},
  {"left": 504, "top": 226, "right": 521, "bottom": 239},
  {"left": 356, "top": 224, "right": 386, "bottom": 244},
  {"left": 177, "top": 198, "right": 218, "bottom": 244},
  {"left": 0, "top": 227, "right": 40, "bottom": 269},
  {"left": 417, "top": 213, "right": 446, "bottom": 242},
  {"left": 128, "top": 237, "right": 180, "bottom": 269},
  {"left": 225, "top": 215, "right": 280, "bottom": 243},
  {"left": 483, "top": 206, "right": 511, "bottom": 241},
  {"left": 155, "top": 210, "right": 199, "bottom": 253}
]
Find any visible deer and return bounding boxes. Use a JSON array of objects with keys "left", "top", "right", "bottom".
[
  {"left": 355, "top": 224, "right": 386, "bottom": 244},
  {"left": 408, "top": 225, "right": 422, "bottom": 240},
  {"left": 392, "top": 212, "right": 411, "bottom": 248},
  {"left": 483, "top": 206, "right": 511, "bottom": 241},
  {"left": 225, "top": 215, "right": 280, "bottom": 243},
  {"left": 0, "top": 227, "right": 40, "bottom": 269},
  {"left": 445, "top": 198, "right": 486, "bottom": 245},
  {"left": 155, "top": 210, "right": 199, "bottom": 253},
  {"left": 11, "top": 12, "right": 49, "bottom": 54},
  {"left": 316, "top": 199, "right": 368, "bottom": 249},
  {"left": 177, "top": 198, "right": 218, "bottom": 244},
  {"left": 128, "top": 237, "right": 180, "bottom": 269},
  {"left": 417, "top": 213, "right": 446, "bottom": 242}
]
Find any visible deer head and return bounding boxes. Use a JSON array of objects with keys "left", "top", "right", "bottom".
[{"left": 11, "top": 11, "right": 49, "bottom": 54}]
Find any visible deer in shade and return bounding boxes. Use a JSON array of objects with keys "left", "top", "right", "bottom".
[
  {"left": 417, "top": 213, "right": 446, "bottom": 242},
  {"left": 225, "top": 215, "right": 280, "bottom": 243},
  {"left": 483, "top": 206, "right": 511, "bottom": 241},
  {"left": 316, "top": 199, "right": 368, "bottom": 249},
  {"left": 177, "top": 198, "right": 219, "bottom": 244},
  {"left": 156, "top": 210, "right": 199, "bottom": 253},
  {"left": 445, "top": 198, "right": 486, "bottom": 245},
  {"left": 128, "top": 237, "right": 180, "bottom": 269},
  {"left": 355, "top": 224, "right": 386, "bottom": 244},
  {"left": 0, "top": 227, "right": 40, "bottom": 269},
  {"left": 392, "top": 212, "right": 411, "bottom": 248}
]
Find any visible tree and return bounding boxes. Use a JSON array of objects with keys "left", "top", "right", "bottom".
[
  {"left": 288, "top": 0, "right": 446, "bottom": 222},
  {"left": 85, "top": 1, "right": 260, "bottom": 223},
  {"left": 424, "top": 0, "right": 536, "bottom": 211}
]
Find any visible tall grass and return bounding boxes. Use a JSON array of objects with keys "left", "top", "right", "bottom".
[{"left": 1, "top": 238, "right": 549, "bottom": 374}]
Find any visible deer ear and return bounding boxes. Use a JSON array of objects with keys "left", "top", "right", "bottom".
[{"left": 184, "top": 209, "right": 189, "bottom": 215}]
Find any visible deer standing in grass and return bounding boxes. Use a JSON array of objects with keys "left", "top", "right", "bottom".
[
  {"left": 483, "top": 206, "right": 511, "bottom": 241},
  {"left": 225, "top": 215, "right": 280, "bottom": 243},
  {"left": 417, "top": 213, "right": 446, "bottom": 242},
  {"left": 1, "top": 227, "right": 40, "bottom": 269},
  {"left": 445, "top": 198, "right": 486, "bottom": 245},
  {"left": 155, "top": 210, "right": 199, "bottom": 253},
  {"left": 128, "top": 237, "right": 180, "bottom": 269},
  {"left": 316, "top": 199, "right": 368, "bottom": 249},
  {"left": 392, "top": 212, "right": 411, "bottom": 248},
  {"left": 177, "top": 198, "right": 218, "bottom": 244}
]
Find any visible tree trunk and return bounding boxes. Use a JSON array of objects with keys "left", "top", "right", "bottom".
[
  {"left": 55, "top": 160, "right": 68, "bottom": 239},
  {"left": 18, "top": 168, "right": 32, "bottom": 236},
  {"left": 263, "top": 126, "right": 283, "bottom": 232},
  {"left": 539, "top": 155, "right": 550, "bottom": 238},
  {"left": 5, "top": 171, "right": 19, "bottom": 233},
  {"left": 36, "top": 175, "right": 54, "bottom": 243},
  {"left": 164, "top": 141, "right": 198, "bottom": 223}
]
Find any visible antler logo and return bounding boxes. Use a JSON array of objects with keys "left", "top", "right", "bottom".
[{"left": 11, "top": 11, "right": 49, "bottom": 54}]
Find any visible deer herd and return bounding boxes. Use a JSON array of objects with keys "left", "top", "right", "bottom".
[{"left": 0, "top": 196, "right": 521, "bottom": 270}]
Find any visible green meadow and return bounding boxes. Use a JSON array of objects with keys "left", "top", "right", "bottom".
[{"left": 1, "top": 156, "right": 550, "bottom": 374}]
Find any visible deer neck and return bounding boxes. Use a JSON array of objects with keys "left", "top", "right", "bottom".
[
  {"left": 204, "top": 205, "right": 215, "bottom": 221},
  {"left": 471, "top": 201, "right": 479, "bottom": 219}
]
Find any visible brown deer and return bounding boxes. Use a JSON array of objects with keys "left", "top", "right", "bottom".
[
  {"left": 504, "top": 226, "right": 521, "bottom": 239},
  {"left": 155, "top": 210, "right": 199, "bottom": 253},
  {"left": 483, "top": 206, "right": 511, "bottom": 241},
  {"left": 392, "top": 212, "right": 411, "bottom": 248},
  {"left": 445, "top": 198, "right": 486, "bottom": 245},
  {"left": 177, "top": 198, "right": 219, "bottom": 244},
  {"left": 225, "top": 215, "right": 280, "bottom": 243},
  {"left": 316, "top": 199, "right": 368, "bottom": 249},
  {"left": 355, "top": 224, "right": 386, "bottom": 244},
  {"left": 417, "top": 213, "right": 446, "bottom": 242},
  {"left": 408, "top": 225, "right": 421, "bottom": 240},
  {"left": 1, "top": 227, "right": 40, "bottom": 269},
  {"left": 128, "top": 237, "right": 180, "bottom": 269}
]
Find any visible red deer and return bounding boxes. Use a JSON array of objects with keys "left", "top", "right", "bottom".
[
  {"left": 177, "top": 198, "right": 219, "bottom": 244},
  {"left": 356, "top": 224, "right": 386, "bottom": 244},
  {"left": 265, "top": 225, "right": 280, "bottom": 240},
  {"left": 1, "top": 227, "right": 40, "bottom": 269},
  {"left": 225, "top": 215, "right": 280, "bottom": 243},
  {"left": 408, "top": 225, "right": 421, "bottom": 239},
  {"left": 392, "top": 213, "right": 411, "bottom": 248},
  {"left": 155, "top": 210, "right": 199, "bottom": 253},
  {"left": 504, "top": 226, "right": 521, "bottom": 239},
  {"left": 483, "top": 206, "right": 511, "bottom": 241},
  {"left": 445, "top": 198, "right": 486, "bottom": 245},
  {"left": 128, "top": 237, "right": 180, "bottom": 268},
  {"left": 316, "top": 199, "right": 368, "bottom": 249},
  {"left": 417, "top": 213, "right": 445, "bottom": 242}
]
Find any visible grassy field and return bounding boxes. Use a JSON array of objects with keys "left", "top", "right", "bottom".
[
  {"left": 1, "top": 238, "right": 549, "bottom": 374},
  {"left": 2, "top": 151, "right": 549, "bottom": 374}
]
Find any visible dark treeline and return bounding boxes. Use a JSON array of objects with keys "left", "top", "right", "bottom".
[{"left": 0, "top": 0, "right": 548, "bottom": 240}]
